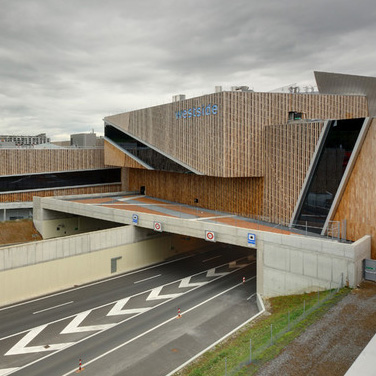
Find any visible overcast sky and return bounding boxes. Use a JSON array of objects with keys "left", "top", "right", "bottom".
[{"left": 1, "top": 0, "right": 375, "bottom": 140}]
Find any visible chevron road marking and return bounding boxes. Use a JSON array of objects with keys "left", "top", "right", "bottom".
[
  {"left": 60, "top": 311, "right": 116, "bottom": 334},
  {"left": 1, "top": 256, "right": 254, "bottom": 374},
  {"left": 61, "top": 276, "right": 258, "bottom": 376},
  {"left": 107, "top": 298, "right": 151, "bottom": 316},
  {"left": 5, "top": 325, "right": 74, "bottom": 356},
  {"left": 146, "top": 286, "right": 183, "bottom": 301},
  {"left": 206, "top": 268, "right": 229, "bottom": 278},
  {"left": 178, "top": 277, "right": 207, "bottom": 288}
]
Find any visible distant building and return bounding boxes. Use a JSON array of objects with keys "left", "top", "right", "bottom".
[
  {"left": 71, "top": 132, "right": 97, "bottom": 147},
  {"left": 0, "top": 133, "right": 50, "bottom": 147}
]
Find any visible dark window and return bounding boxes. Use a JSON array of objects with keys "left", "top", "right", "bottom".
[
  {"left": 105, "top": 125, "right": 192, "bottom": 173},
  {"left": 0, "top": 168, "right": 121, "bottom": 193},
  {"left": 293, "top": 118, "right": 365, "bottom": 233}
]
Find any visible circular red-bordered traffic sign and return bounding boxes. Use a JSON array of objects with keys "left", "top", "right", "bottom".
[
  {"left": 205, "top": 231, "right": 215, "bottom": 241},
  {"left": 154, "top": 222, "right": 162, "bottom": 232}
]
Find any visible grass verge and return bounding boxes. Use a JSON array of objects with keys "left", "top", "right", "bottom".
[{"left": 175, "top": 288, "right": 351, "bottom": 376}]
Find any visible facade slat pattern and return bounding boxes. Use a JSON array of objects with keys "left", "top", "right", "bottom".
[
  {"left": 105, "top": 92, "right": 367, "bottom": 178},
  {"left": 0, "top": 149, "right": 106, "bottom": 176},
  {"left": 104, "top": 140, "right": 147, "bottom": 169},
  {"left": 0, "top": 184, "right": 122, "bottom": 203},
  {"left": 127, "top": 169, "right": 263, "bottom": 217},
  {"left": 332, "top": 118, "right": 376, "bottom": 258},
  {"left": 263, "top": 122, "right": 325, "bottom": 225}
]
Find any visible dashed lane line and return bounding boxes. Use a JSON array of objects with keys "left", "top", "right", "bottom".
[
  {"left": 134, "top": 274, "right": 161, "bottom": 284},
  {"left": 61, "top": 276, "right": 257, "bottom": 376},
  {"left": 32, "top": 301, "right": 74, "bottom": 315}
]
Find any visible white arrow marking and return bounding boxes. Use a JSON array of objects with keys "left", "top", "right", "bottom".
[
  {"left": 178, "top": 277, "right": 207, "bottom": 289},
  {"left": 146, "top": 286, "right": 183, "bottom": 301},
  {"left": 5, "top": 325, "right": 74, "bottom": 355},
  {"left": 60, "top": 311, "right": 116, "bottom": 334},
  {"left": 206, "top": 268, "right": 229, "bottom": 278},
  {"left": 107, "top": 298, "right": 151, "bottom": 316}
]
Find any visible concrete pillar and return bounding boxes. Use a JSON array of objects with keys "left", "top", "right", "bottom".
[{"left": 256, "top": 240, "right": 264, "bottom": 296}]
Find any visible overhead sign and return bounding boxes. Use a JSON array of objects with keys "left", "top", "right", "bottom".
[
  {"left": 248, "top": 233, "right": 256, "bottom": 247},
  {"left": 205, "top": 230, "right": 216, "bottom": 242},
  {"left": 175, "top": 104, "right": 218, "bottom": 120},
  {"left": 154, "top": 221, "right": 162, "bottom": 232},
  {"left": 132, "top": 214, "right": 138, "bottom": 225}
]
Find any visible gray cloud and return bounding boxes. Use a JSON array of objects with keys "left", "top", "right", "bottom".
[{"left": 0, "top": 0, "right": 375, "bottom": 140}]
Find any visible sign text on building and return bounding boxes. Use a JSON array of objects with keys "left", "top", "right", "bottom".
[{"left": 175, "top": 104, "right": 218, "bottom": 120}]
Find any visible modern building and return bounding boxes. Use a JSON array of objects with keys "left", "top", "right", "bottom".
[
  {"left": 0, "top": 136, "right": 122, "bottom": 221},
  {"left": 103, "top": 71, "right": 376, "bottom": 259},
  {"left": 0, "top": 133, "right": 50, "bottom": 147}
]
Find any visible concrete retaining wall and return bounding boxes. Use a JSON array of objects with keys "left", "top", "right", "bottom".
[
  {"left": 259, "top": 232, "right": 371, "bottom": 297},
  {"left": 0, "top": 225, "right": 206, "bottom": 306}
]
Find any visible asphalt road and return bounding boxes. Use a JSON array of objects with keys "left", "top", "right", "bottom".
[{"left": 0, "top": 244, "right": 258, "bottom": 376}]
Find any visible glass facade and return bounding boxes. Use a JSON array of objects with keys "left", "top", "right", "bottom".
[
  {"left": 293, "top": 118, "right": 365, "bottom": 232},
  {"left": 0, "top": 168, "right": 121, "bottom": 193},
  {"left": 105, "top": 125, "right": 192, "bottom": 173}
]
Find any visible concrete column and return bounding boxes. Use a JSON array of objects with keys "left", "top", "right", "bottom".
[{"left": 256, "top": 239, "right": 264, "bottom": 296}]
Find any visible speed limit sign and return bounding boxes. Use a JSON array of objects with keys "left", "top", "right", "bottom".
[{"left": 205, "top": 230, "right": 216, "bottom": 242}]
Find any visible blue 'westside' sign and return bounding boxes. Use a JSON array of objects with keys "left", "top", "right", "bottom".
[{"left": 175, "top": 104, "right": 218, "bottom": 120}]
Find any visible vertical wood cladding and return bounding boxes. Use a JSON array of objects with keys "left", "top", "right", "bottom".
[
  {"left": 332, "top": 118, "right": 376, "bottom": 258},
  {"left": 0, "top": 148, "right": 106, "bottom": 176},
  {"left": 104, "top": 140, "right": 147, "bottom": 169},
  {"left": 263, "top": 122, "right": 325, "bottom": 225},
  {"left": 0, "top": 184, "right": 122, "bottom": 203},
  {"left": 105, "top": 92, "right": 367, "bottom": 177},
  {"left": 127, "top": 169, "right": 263, "bottom": 217}
]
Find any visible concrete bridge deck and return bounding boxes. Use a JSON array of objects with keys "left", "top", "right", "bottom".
[
  {"left": 68, "top": 194, "right": 292, "bottom": 235},
  {"left": 31, "top": 193, "right": 370, "bottom": 298}
]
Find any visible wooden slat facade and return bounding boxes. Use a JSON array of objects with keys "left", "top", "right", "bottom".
[
  {"left": 0, "top": 148, "right": 106, "bottom": 176},
  {"left": 0, "top": 184, "right": 122, "bottom": 203},
  {"left": 332, "top": 118, "right": 376, "bottom": 258},
  {"left": 105, "top": 92, "right": 367, "bottom": 178},
  {"left": 263, "top": 121, "right": 325, "bottom": 225},
  {"left": 104, "top": 140, "right": 147, "bottom": 169},
  {"left": 127, "top": 169, "right": 263, "bottom": 217}
]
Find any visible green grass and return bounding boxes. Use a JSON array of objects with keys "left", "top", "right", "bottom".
[{"left": 176, "top": 288, "right": 350, "bottom": 376}]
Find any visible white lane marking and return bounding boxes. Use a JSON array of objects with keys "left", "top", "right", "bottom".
[
  {"left": 32, "top": 301, "right": 74, "bottom": 315},
  {"left": 107, "top": 298, "right": 150, "bottom": 316},
  {"left": 179, "top": 277, "right": 207, "bottom": 289},
  {"left": 134, "top": 274, "right": 161, "bottom": 284},
  {"left": 61, "top": 276, "right": 258, "bottom": 376},
  {"left": 0, "top": 257, "right": 254, "bottom": 342},
  {"left": 166, "top": 279, "right": 261, "bottom": 376},
  {"left": 60, "top": 311, "right": 116, "bottom": 334},
  {"left": 0, "top": 252, "right": 198, "bottom": 312},
  {"left": 10, "top": 260, "right": 254, "bottom": 376},
  {"left": 0, "top": 368, "right": 20, "bottom": 376},
  {"left": 206, "top": 268, "right": 229, "bottom": 278},
  {"left": 247, "top": 293, "right": 257, "bottom": 301},
  {"left": 202, "top": 255, "right": 221, "bottom": 263},
  {"left": 5, "top": 325, "right": 74, "bottom": 356},
  {"left": 146, "top": 286, "right": 183, "bottom": 301}
]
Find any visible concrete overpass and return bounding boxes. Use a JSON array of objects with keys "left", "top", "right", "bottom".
[{"left": 31, "top": 194, "right": 370, "bottom": 298}]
